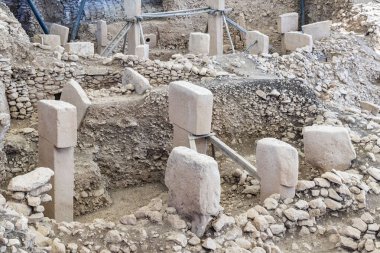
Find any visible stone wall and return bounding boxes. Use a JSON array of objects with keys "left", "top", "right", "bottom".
[
  {"left": 2, "top": 51, "right": 217, "bottom": 119},
  {"left": 78, "top": 78, "right": 322, "bottom": 190}
]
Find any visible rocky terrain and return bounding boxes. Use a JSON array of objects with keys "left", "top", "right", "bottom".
[{"left": 0, "top": 0, "right": 380, "bottom": 253}]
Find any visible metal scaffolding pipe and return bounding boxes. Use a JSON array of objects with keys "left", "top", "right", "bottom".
[
  {"left": 26, "top": 0, "right": 49, "bottom": 34},
  {"left": 71, "top": 0, "right": 87, "bottom": 41}
]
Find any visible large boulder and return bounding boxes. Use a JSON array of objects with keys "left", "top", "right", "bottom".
[
  {"left": 303, "top": 126, "right": 356, "bottom": 172},
  {"left": 165, "top": 147, "right": 221, "bottom": 237}
]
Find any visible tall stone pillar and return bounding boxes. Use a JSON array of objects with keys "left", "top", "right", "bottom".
[
  {"left": 38, "top": 100, "right": 77, "bottom": 222},
  {"left": 168, "top": 81, "right": 213, "bottom": 154},
  {"left": 125, "top": 0, "right": 142, "bottom": 55},
  {"left": 207, "top": 0, "right": 225, "bottom": 56},
  {"left": 96, "top": 20, "right": 108, "bottom": 54}
]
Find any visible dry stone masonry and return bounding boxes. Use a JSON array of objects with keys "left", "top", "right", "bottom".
[
  {"left": 7, "top": 167, "right": 54, "bottom": 222},
  {"left": 0, "top": 0, "right": 379, "bottom": 252}
]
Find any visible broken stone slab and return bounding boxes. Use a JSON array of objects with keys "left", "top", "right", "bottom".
[
  {"left": 121, "top": 67, "right": 151, "bottom": 95},
  {"left": 8, "top": 167, "right": 54, "bottom": 192},
  {"left": 360, "top": 101, "right": 380, "bottom": 115},
  {"left": 136, "top": 44, "right": 149, "bottom": 59},
  {"left": 303, "top": 126, "right": 356, "bottom": 172},
  {"left": 278, "top": 12, "right": 299, "bottom": 33},
  {"left": 246, "top": 31, "right": 269, "bottom": 55},
  {"left": 60, "top": 79, "right": 91, "bottom": 128},
  {"left": 33, "top": 34, "right": 61, "bottom": 49},
  {"left": 256, "top": 138, "right": 299, "bottom": 200},
  {"left": 50, "top": 23, "right": 69, "bottom": 46},
  {"left": 64, "top": 42, "right": 95, "bottom": 57},
  {"left": 189, "top": 32, "right": 210, "bottom": 55},
  {"left": 165, "top": 147, "right": 221, "bottom": 237},
  {"left": 283, "top": 32, "right": 313, "bottom": 52},
  {"left": 169, "top": 81, "right": 213, "bottom": 135},
  {"left": 38, "top": 100, "right": 77, "bottom": 148},
  {"left": 302, "top": 20, "right": 332, "bottom": 41}
]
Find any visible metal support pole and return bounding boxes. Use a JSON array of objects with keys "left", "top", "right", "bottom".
[
  {"left": 26, "top": 0, "right": 49, "bottom": 34},
  {"left": 208, "top": 135, "right": 259, "bottom": 178},
  {"left": 71, "top": 0, "right": 87, "bottom": 41},
  {"left": 300, "top": 0, "right": 305, "bottom": 27}
]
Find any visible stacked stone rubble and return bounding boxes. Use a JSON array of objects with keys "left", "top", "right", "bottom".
[{"left": 6, "top": 167, "right": 54, "bottom": 222}]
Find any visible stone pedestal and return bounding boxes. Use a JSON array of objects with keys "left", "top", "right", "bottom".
[{"left": 207, "top": 0, "right": 224, "bottom": 56}]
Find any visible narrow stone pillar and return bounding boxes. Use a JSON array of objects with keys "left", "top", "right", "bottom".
[
  {"left": 96, "top": 20, "right": 108, "bottom": 54},
  {"left": 38, "top": 100, "right": 77, "bottom": 222},
  {"left": 125, "top": 0, "right": 142, "bottom": 55},
  {"left": 256, "top": 138, "right": 299, "bottom": 201},
  {"left": 207, "top": 0, "right": 224, "bottom": 56},
  {"left": 169, "top": 81, "right": 213, "bottom": 154}
]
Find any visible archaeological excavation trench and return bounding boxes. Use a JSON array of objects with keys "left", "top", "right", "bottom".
[{"left": 0, "top": 0, "right": 380, "bottom": 252}]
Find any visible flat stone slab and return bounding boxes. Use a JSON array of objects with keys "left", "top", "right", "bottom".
[
  {"left": 278, "top": 12, "right": 299, "bottom": 33},
  {"left": 136, "top": 44, "right": 149, "bottom": 59},
  {"left": 50, "top": 23, "right": 69, "bottom": 46},
  {"left": 360, "top": 101, "right": 380, "bottom": 115},
  {"left": 65, "top": 42, "right": 95, "bottom": 57},
  {"left": 304, "top": 125, "right": 356, "bottom": 172},
  {"left": 33, "top": 34, "right": 61, "bottom": 49},
  {"left": 169, "top": 81, "right": 213, "bottom": 135},
  {"left": 246, "top": 30, "right": 269, "bottom": 55},
  {"left": 38, "top": 100, "right": 77, "bottom": 148},
  {"left": 257, "top": 138, "right": 299, "bottom": 200},
  {"left": 284, "top": 32, "right": 313, "bottom": 52},
  {"left": 189, "top": 32, "right": 210, "bottom": 55},
  {"left": 302, "top": 20, "right": 332, "bottom": 41},
  {"left": 61, "top": 79, "right": 91, "bottom": 127},
  {"left": 8, "top": 167, "right": 54, "bottom": 192},
  {"left": 122, "top": 67, "right": 151, "bottom": 95}
]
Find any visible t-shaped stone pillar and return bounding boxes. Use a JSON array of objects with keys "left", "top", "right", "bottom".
[
  {"left": 38, "top": 100, "right": 77, "bottom": 222},
  {"left": 256, "top": 138, "right": 299, "bottom": 201},
  {"left": 125, "top": 0, "right": 142, "bottom": 55},
  {"left": 207, "top": 0, "right": 225, "bottom": 56},
  {"left": 168, "top": 81, "right": 213, "bottom": 154}
]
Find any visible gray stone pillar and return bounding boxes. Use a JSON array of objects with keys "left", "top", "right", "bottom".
[
  {"left": 207, "top": 0, "right": 224, "bottom": 56},
  {"left": 96, "top": 20, "right": 108, "bottom": 54},
  {"left": 125, "top": 0, "right": 142, "bottom": 55},
  {"left": 38, "top": 100, "right": 77, "bottom": 222}
]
